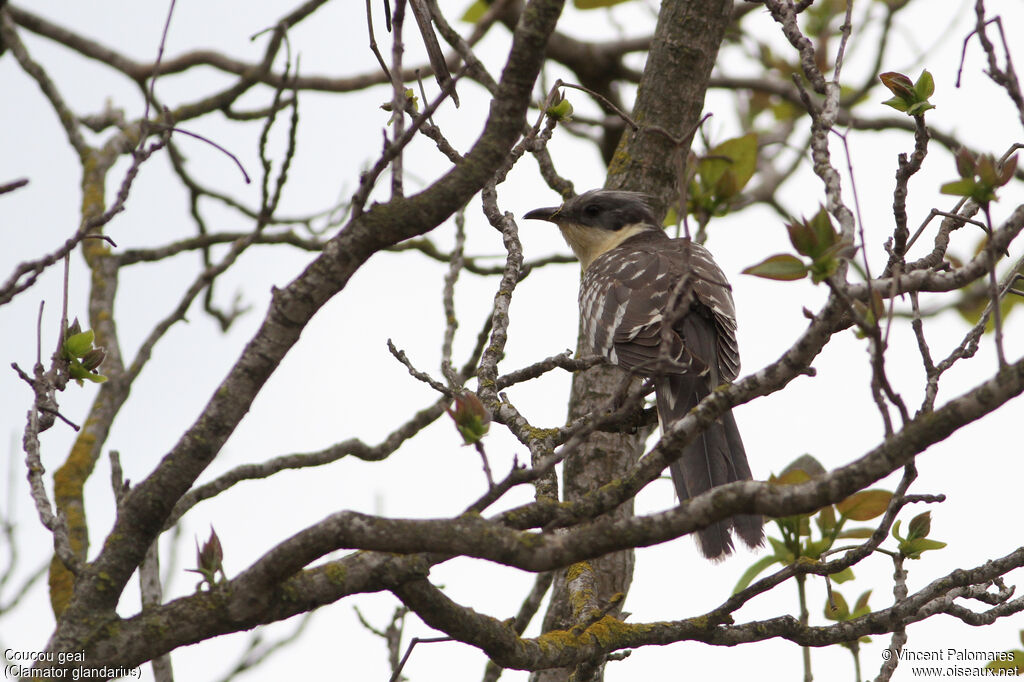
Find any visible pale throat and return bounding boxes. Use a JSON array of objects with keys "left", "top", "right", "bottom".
[{"left": 558, "top": 222, "right": 651, "bottom": 270}]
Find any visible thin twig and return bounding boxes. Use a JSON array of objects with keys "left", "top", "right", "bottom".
[
  {"left": 365, "top": 0, "right": 392, "bottom": 80},
  {"left": 408, "top": 0, "right": 458, "bottom": 106},
  {"left": 440, "top": 209, "right": 466, "bottom": 385},
  {"left": 387, "top": 339, "right": 452, "bottom": 397},
  {"left": 211, "top": 612, "right": 315, "bottom": 682},
  {"left": 140, "top": 0, "right": 178, "bottom": 142},
  {"left": 0, "top": 178, "right": 29, "bottom": 195},
  {"left": 388, "top": 637, "right": 452, "bottom": 682}
]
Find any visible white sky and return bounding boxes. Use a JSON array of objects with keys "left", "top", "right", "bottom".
[{"left": 2, "top": 1, "right": 1023, "bottom": 680}]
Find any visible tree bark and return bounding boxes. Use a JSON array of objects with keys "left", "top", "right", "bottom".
[{"left": 534, "top": 1, "right": 734, "bottom": 679}]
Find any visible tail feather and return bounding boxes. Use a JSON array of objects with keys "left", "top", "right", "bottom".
[
  {"left": 657, "top": 375, "right": 764, "bottom": 560},
  {"left": 721, "top": 408, "right": 765, "bottom": 550}
]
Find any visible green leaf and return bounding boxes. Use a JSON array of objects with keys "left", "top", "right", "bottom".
[
  {"left": 69, "top": 361, "right": 108, "bottom": 385},
  {"left": 940, "top": 178, "right": 978, "bottom": 197},
  {"left": 836, "top": 489, "right": 892, "bottom": 521},
  {"left": 804, "top": 537, "right": 831, "bottom": 558},
  {"left": 714, "top": 170, "right": 741, "bottom": 202},
  {"left": 809, "top": 255, "right": 839, "bottom": 284},
  {"left": 824, "top": 591, "right": 850, "bottom": 621},
  {"left": 546, "top": 97, "right": 574, "bottom": 122},
  {"left": 64, "top": 329, "right": 95, "bottom": 358},
  {"left": 807, "top": 239, "right": 854, "bottom": 284},
  {"left": 906, "top": 101, "right": 935, "bottom": 116},
  {"left": 460, "top": 0, "right": 487, "bottom": 22},
  {"left": 881, "top": 97, "right": 909, "bottom": 112},
  {"left": 742, "top": 254, "right": 808, "bottom": 281},
  {"left": 786, "top": 218, "right": 818, "bottom": 257},
  {"left": 808, "top": 207, "right": 837, "bottom": 252},
  {"left": 68, "top": 362, "right": 90, "bottom": 382},
  {"left": 831, "top": 567, "right": 855, "bottom": 584},
  {"left": 448, "top": 392, "right": 491, "bottom": 444},
  {"left": 733, "top": 555, "right": 779, "bottom": 593},
  {"left": 662, "top": 206, "right": 679, "bottom": 227},
  {"left": 685, "top": 182, "right": 712, "bottom": 218},
  {"left": 900, "top": 537, "right": 947, "bottom": 559},
  {"left": 781, "top": 454, "right": 827, "bottom": 478},
  {"left": 879, "top": 70, "right": 934, "bottom": 117},
  {"left": 956, "top": 148, "right": 977, "bottom": 178},
  {"left": 697, "top": 133, "right": 759, "bottom": 206},
  {"left": 907, "top": 511, "right": 932, "bottom": 540},
  {"left": 714, "top": 133, "right": 759, "bottom": 193},
  {"left": 914, "top": 69, "right": 935, "bottom": 99},
  {"left": 978, "top": 154, "right": 999, "bottom": 186},
  {"left": 770, "top": 469, "right": 812, "bottom": 486}
]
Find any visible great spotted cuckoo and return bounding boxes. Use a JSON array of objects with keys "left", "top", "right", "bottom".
[{"left": 524, "top": 189, "right": 763, "bottom": 559}]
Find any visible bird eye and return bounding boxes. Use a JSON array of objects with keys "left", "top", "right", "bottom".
[{"left": 583, "top": 203, "right": 601, "bottom": 217}]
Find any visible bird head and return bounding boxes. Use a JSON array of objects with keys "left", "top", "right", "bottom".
[{"left": 523, "top": 189, "right": 659, "bottom": 269}]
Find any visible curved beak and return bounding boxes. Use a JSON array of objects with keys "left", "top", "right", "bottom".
[{"left": 523, "top": 205, "right": 562, "bottom": 222}]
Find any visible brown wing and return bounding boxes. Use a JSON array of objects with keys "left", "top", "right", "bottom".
[{"left": 580, "top": 233, "right": 740, "bottom": 382}]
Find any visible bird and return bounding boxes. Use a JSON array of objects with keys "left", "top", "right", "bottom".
[{"left": 524, "top": 188, "right": 763, "bottom": 559}]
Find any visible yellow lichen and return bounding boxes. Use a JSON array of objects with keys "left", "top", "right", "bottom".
[{"left": 322, "top": 562, "right": 348, "bottom": 586}]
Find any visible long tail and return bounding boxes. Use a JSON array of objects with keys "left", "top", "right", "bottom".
[{"left": 656, "top": 374, "right": 764, "bottom": 560}]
